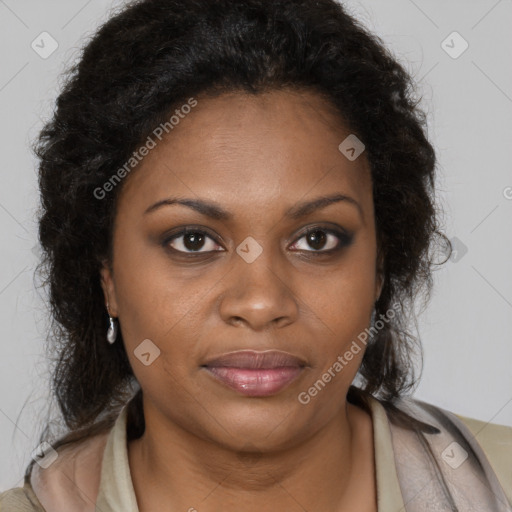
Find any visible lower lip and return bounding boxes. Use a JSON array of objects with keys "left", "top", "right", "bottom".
[{"left": 203, "top": 366, "right": 303, "bottom": 397}]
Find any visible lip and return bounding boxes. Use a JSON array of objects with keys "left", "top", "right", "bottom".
[
  {"left": 202, "top": 350, "right": 307, "bottom": 397},
  {"left": 203, "top": 349, "right": 307, "bottom": 369}
]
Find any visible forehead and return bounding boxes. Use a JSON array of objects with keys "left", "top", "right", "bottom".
[{"left": 117, "top": 88, "right": 373, "bottom": 222}]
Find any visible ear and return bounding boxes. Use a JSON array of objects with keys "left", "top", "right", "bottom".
[{"left": 100, "top": 259, "right": 119, "bottom": 317}]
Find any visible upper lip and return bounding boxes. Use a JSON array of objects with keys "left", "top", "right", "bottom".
[{"left": 202, "top": 350, "right": 307, "bottom": 369}]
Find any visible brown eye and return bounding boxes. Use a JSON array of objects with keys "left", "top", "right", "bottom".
[
  {"left": 165, "top": 229, "right": 223, "bottom": 254},
  {"left": 290, "top": 227, "right": 353, "bottom": 253}
]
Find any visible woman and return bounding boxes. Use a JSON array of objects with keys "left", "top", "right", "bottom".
[{"left": 1, "top": 0, "right": 510, "bottom": 511}]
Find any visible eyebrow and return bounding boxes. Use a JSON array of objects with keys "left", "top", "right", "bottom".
[{"left": 144, "top": 193, "right": 362, "bottom": 221}]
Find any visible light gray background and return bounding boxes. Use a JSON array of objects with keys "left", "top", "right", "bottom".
[{"left": 1, "top": 0, "right": 511, "bottom": 492}]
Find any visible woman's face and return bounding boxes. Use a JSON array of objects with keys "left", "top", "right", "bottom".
[{"left": 101, "top": 89, "right": 383, "bottom": 451}]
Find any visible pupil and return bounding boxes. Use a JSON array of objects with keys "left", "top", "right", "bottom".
[
  {"left": 184, "top": 232, "right": 204, "bottom": 251},
  {"left": 308, "top": 230, "right": 326, "bottom": 250}
]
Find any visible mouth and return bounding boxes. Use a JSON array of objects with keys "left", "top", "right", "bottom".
[{"left": 201, "top": 349, "right": 307, "bottom": 397}]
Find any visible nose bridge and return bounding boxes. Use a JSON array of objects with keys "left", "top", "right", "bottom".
[
  {"left": 236, "top": 238, "right": 281, "bottom": 290},
  {"left": 218, "top": 237, "right": 298, "bottom": 329}
]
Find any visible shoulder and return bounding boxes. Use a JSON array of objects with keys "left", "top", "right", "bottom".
[
  {"left": 29, "top": 430, "right": 110, "bottom": 511},
  {"left": 394, "top": 396, "right": 512, "bottom": 506},
  {"left": 1, "top": 429, "right": 110, "bottom": 512},
  {"left": 0, "top": 481, "right": 46, "bottom": 511},
  {"left": 454, "top": 412, "right": 512, "bottom": 505}
]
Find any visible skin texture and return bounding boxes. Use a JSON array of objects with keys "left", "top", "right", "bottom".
[{"left": 100, "top": 89, "right": 383, "bottom": 511}]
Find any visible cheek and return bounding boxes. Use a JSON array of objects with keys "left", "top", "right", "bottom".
[
  {"left": 112, "top": 227, "right": 197, "bottom": 333},
  {"left": 112, "top": 250, "right": 217, "bottom": 388},
  {"left": 305, "top": 250, "right": 376, "bottom": 321},
  {"left": 300, "top": 249, "right": 376, "bottom": 365},
  {"left": 112, "top": 256, "right": 200, "bottom": 394}
]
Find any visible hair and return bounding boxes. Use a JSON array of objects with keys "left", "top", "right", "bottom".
[{"left": 24, "top": 0, "right": 451, "bottom": 483}]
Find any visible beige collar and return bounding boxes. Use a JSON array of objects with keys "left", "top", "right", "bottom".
[
  {"left": 94, "top": 405, "right": 139, "bottom": 511},
  {"left": 368, "top": 395, "right": 406, "bottom": 510}
]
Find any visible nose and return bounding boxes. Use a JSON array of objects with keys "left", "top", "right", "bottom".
[{"left": 218, "top": 247, "right": 299, "bottom": 331}]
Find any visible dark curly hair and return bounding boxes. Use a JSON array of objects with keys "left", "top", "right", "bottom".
[{"left": 24, "top": 0, "right": 451, "bottom": 483}]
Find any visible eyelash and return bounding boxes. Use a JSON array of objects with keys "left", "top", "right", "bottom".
[{"left": 162, "top": 225, "right": 353, "bottom": 257}]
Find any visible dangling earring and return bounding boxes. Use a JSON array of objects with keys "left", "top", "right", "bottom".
[
  {"left": 370, "top": 308, "right": 376, "bottom": 328},
  {"left": 106, "top": 302, "right": 118, "bottom": 345},
  {"left": 107, "top": 316, "right": 118, "bottom": 344}
]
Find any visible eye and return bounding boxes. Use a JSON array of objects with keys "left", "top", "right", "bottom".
[
  {"left": 289, "top": 226, "right": 353, "bottom": 253},
  {"left": 164, "top": 228, "right": 224, "bottom": 254},
  {"left": 162, "top": 225, "right": 353, "bottom": 257}
]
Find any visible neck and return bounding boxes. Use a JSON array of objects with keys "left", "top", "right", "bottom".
[{"left": 128, "top": 400, "right": 376, "bottom": 512}]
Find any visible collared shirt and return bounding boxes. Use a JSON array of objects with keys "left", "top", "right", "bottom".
[{"left": 1, "top": 395, "right": 511, "bottom": 511}]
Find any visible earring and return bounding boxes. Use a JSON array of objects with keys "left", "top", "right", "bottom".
[
  {"left": 106, "top": 302, "right": 118, "bottom": 345},
  {"left": 370, "top": 308, "right": 376, "bottom": 328},
  {"left": 107, "top": 316, "right": 118, "bottom": 344}
]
